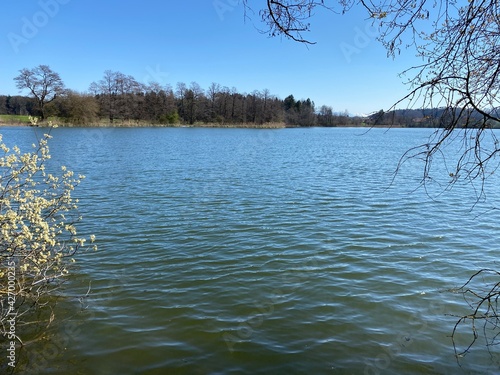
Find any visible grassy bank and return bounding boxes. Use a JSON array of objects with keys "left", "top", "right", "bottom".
[
  {"left": 70, "top": 119, "right": 289, "bottom": 128},
  {"left": 0, "top": 115, "right": 411, "bottom": 129},
  {"left": 0, "top": 115, "right": 289, "bottom": 128},
  {"left": 0, "top": 114, "right": 32, "bottom": 125}
]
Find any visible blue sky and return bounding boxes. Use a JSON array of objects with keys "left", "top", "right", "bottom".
[{"left": 1, "top": 0, "right": 422, "bottom": 115}]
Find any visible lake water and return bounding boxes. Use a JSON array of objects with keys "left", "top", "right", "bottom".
[{"left": 2, "top": 126, "right": 500, "bottom": 374}]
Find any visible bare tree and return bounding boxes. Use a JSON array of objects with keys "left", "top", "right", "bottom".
[
  {"left": 184, "top": 82, "right": 205, "bottom": 124},
  {"left": 244, "top": 0, "right": 337, "bottom": 44},
  {"left": 207, "top": 82, "right": 221, "bottom": 121},
  {"left": 261, "top": 88, "right": 272, "bottom": 122},
  {"left": 89, "top": 70, "right": 144, "bottom": 122},
  {"left": 90, "top": 70, "right": 118, "bottom": 122},
  {"left": 245, "top": 0, "right": 500, "bottom": 185},
  {"left": 114, "top": 72, "right": 144, "bottom": 121},
  {"left": 14, "top": 65, "right": 65, "bottom": 120},
  {"left": 383, "top": 0, "right": 500, "bottom": 201},
  {"left": 318, "top": 105, "right": 334, "bottom": 126},
  {"left": 176, "top": 82, "right": 188, "bottom": 122}
]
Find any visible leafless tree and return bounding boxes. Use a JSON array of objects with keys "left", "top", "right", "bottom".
[
  {"left": 186, "top": 82, "right": 205, "bottom": 124},
  {"left": 246, "top": 0, "right": 500, "bottom": 186},
  {"left": 14, "top": 65, "right": 65, "bottom": 120},
  {"left": 207, "top": 82, "right": 221, "bottom": 121},
  {"left": 176, "top": 82, "right": 188, "bottom": 121},
  {"left": 243, "top": 0, "right": 338, "bottom": 43},
  {"left": 385, "top": 0, "right": 500, "bottom": 202},
  {"left": 89, "top": 70, "right": 145, "bottom": 122},
  {"left": 89, "top": 70, "right": 118, "bottom": 122}
]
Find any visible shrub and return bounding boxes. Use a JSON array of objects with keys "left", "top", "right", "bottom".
[{"left": 0, "top": 128, "right": 95, "bottom": 353}]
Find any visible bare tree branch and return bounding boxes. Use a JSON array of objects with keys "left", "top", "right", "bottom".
[{"left": 14, "top": 65, "right": 65, "bottom": 120}]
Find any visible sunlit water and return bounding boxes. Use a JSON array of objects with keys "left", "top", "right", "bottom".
[{"left": 2, "top": 127, "right": 500, "bottom": 374}]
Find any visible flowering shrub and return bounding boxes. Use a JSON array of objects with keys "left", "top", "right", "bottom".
[{"left": 0, "top": 128, "right": 95, "bottom": 343}]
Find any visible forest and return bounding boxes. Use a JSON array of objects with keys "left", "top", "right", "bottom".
[{"left": 1, "top": 68, "right": 496, "bottom": 128}]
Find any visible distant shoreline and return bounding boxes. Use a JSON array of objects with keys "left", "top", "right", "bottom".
[
  {"left": 0, "top": 124, "right": 405, "bottom": 129},
  {"left": 0, "top": 121, "right": 407, "bottom": 129}
]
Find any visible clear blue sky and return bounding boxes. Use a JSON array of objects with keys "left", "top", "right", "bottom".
[{"left": 0, "top": 0, "right": 421, "bottom": 115}]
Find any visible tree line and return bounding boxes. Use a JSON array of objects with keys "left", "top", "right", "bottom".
[
  {"left": 2, "top": 66, "right": 341, "bottom": 127},
  {"left": 3, "top": 65, "right": 497, "bottom": 128}
]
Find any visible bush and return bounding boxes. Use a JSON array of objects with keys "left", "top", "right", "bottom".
[
  {"left": 0, "top": 128, "right": 95, "bottom": 361},
  {"left": 158, "top": 111, "right": 179, "bottom": 125}
]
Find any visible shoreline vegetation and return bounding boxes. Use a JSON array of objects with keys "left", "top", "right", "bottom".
[
  {"left": 0, "top": 115, "right": 433, "bottom": 129},
  {"left": 2, "top": 109, "right": 497, "bottom": 130},
  {"left": 0, "top": 121, "right": 404, "bottom": 129},
  {"left": 0, "top": 115, "right": 380, "bottom": 128},
  {"left": 5, "top": 66, "right": 499, "bottom": 129},
  {"left": 0, "top": 116, "right": 288, "bottom": 128}
]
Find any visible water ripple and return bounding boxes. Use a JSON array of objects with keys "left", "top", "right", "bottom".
[{"left": 3, "top": 127, "right": 500, "bottom": 374}]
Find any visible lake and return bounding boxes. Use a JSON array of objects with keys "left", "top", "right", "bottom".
[{"left": 2, "top": 126, "right": 500, "bottom": 374}]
